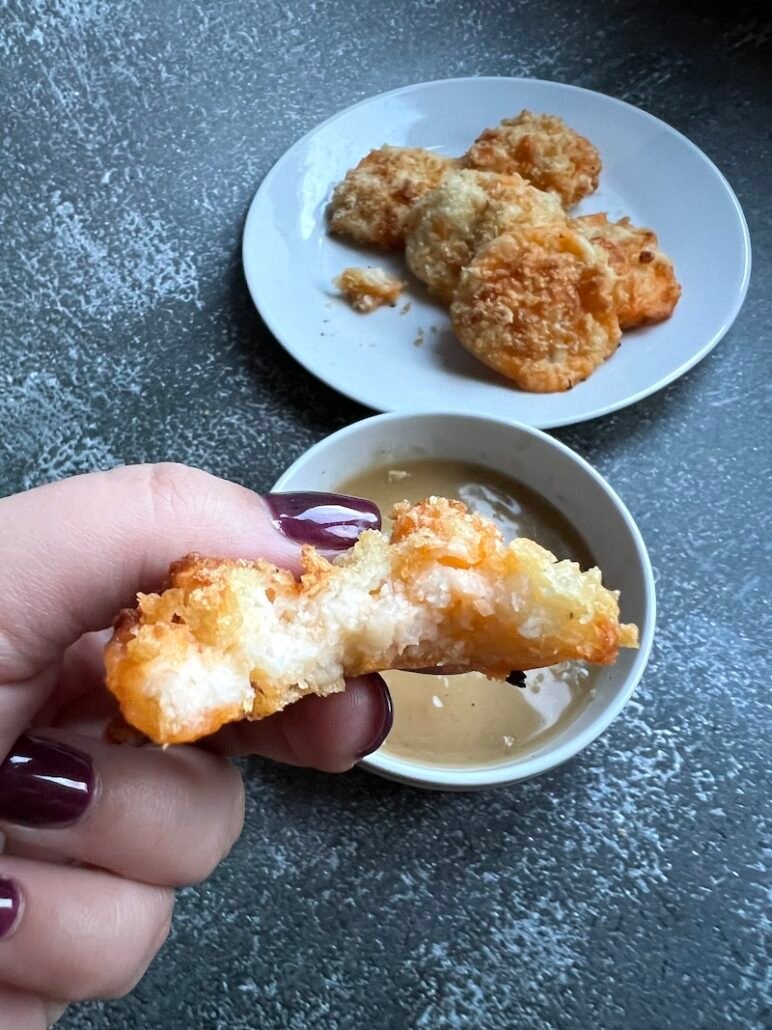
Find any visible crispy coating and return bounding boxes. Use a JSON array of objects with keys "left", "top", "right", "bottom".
[
  {"left": 328, "top": 146, "right": 456, "bottom": 248},
  {"left": 450, "top": 225, "right": 622, "bottom": 392},
  {"left": 105, "top": 498, "right": 638, "bottom": 745},
  {"left": 465, "top": 111, "right": 601, "bottom": 208},
  {"left": 574, "top": 214, "right": 681, "bottom": 328},
  {"left": 405, "top": 170, "right": 565, "bottom": 303},
  {"left": 334, "top": 266, "right": 405, "bottom": 312}
]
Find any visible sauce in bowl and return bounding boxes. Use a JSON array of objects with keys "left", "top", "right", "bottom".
[{"left": 339, "top": 459, "right": 599, "bottom": 768}]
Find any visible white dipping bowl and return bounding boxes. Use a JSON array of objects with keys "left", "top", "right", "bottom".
[{"left": 274, "top": 412, "right": 655, "bottom": 790}]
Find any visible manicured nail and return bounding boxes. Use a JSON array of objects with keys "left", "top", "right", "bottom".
[
  {"left": 266, "top": 492, "right": 380, "bottom": 548},
  {"left": 0, "top": 878, "right": 22, "bottom": 939},
  {"left": 0, "top": 735, "right": 95, "bottom": 828},
  {"left": 356, "top": 675, "right": 394, "bottom": 760}
]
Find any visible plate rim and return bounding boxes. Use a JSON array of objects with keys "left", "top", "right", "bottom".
[{"left": 243, "top": 75, "right": 752, "bottom": 429}]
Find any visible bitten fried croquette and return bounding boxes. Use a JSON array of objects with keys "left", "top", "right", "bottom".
[
  {"left": 328, "top": 146, "right": 456, "bottom": 248},
  {"left": 574, "top": 214, "right": 681, "bottom": 328},
  {"left": 405, "top": 170, "right": 565, "bottom": 303},
  {"left": 450, "top": 225, "right": 621, "bottom": 392},
  {"left": 465, "top": 111, "right": 601, "bottom": 208},
  {"left": 105, "top": 498, "right": 638, "bottom": 745}
]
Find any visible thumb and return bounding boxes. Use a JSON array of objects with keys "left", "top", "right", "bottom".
[{"left": 0, "top": 463, "right": 378, "bottom": 756}]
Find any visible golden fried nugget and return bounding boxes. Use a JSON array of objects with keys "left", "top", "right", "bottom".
[
  {"left": 328, "top": 146, "right": 456, "bottom": 248},
  {"left": 465, "top": 111, "right": 601, "bottom": 208},
  {"left": 450, "top": 225, "right": 621, "bottom": 392},
  {"left": 405, "top": 170, "right": 565, "bottom": 303},
  {"left": 105, "top": 498, "right": 637, "bottom": 745},
  {"left": 334, "top": 266, "right": 405, "bottom": 312},
  {"left": 574, "top": 214, "right": 681, "bottom": 328}
]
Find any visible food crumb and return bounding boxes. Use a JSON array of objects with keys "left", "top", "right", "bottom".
[
  {"left": 334, "top": 266, "right": 405, "bottom": 313},
  {"left": 413, "top": 328, "right": 425, "bottom": 347},
  {"left": 400, "top": 301, "right": 412, "bottom": 315},
  {"left": 503, "top": 735, "right": 515, "bottom": 748},
  {"left": 388, "top": 469, "right": 411, "bottom": 481},
  {"left": 430, "top": 325, "right": 438, "bottom": 335}
]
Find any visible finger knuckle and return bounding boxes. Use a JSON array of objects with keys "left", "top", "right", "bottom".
[
  {"left": 99, "top": 888, "right": 174, "bottom": 1000},
  {"left": 177, "top": 765, "right": 244, "bottom": 885},
  {"left": 145, "top": 462, "right": 204, "bottom": 520}
]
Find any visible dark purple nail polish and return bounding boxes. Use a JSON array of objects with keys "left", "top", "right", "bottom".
[
  {"left": 266, "top": 492, "right": 380, "bottom": 549},
  {"left": 0, "top": 878, "right": 22, "bottom": 939},
  {"left": 0, "top": 735, "right": 95, "bottom": 828},
  {"left": 356, "top": 675, "right": 394, "bottom": 760}
]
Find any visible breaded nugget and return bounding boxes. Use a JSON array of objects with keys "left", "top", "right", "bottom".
[
  {"left": 574, "top": 214, "right": 681, "bottom": 328},
  {"left": 105, "top": 498, "right": 638, "bottom": 745},
  {"left": 450, "top": 225, "right": 621, "bottom": 392},
  {"left": 465, "top": 111, "right": 601, "bottom": 208},
  {"left": 334, "top": 266, "right": 405, "bottom": 312},
  {"left": 405, "top": 170, "right": 565, "bottom": 303},
  {"left": 328, "top": 146, "right": 456, "bottom": 248}
]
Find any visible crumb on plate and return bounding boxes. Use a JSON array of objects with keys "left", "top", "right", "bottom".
[{"left": 334, "top": 266, "right": 406, "bottom": 313}]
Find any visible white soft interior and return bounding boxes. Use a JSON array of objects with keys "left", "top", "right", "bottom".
[
  {"left": 149, "top": 653, "right": 253, "bottom": 738},
  {"left": 148, "top": 538, "right": 601, "bottom": 734}
]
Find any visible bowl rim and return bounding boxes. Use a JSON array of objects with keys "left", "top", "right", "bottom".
[{"left": 273, "top": 411, "right": 656, "bottom": 790}]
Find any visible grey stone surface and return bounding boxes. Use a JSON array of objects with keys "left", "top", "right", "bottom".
[{"left": 2, "top": 1, "right": 771, "bottom": 1028}]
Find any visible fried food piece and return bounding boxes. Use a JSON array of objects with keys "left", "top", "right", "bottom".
[
  {"left": 450, "top": 225, "right": 621, "bottom": 392},
  {"left": 405, "top": 170, "right": 565, "bottom": 303},
  {"left": 105, "top": 498, "right": 638, "bottom": 745},
  {"left": 465, "top": 111, "right": 601, "bottom": 208},
  {"left": 334, "top": 266, "right": 405, "bottom": 312},
  {"left": 574, "top": 214, "right": 681, "bottom": 328},
  {"left": 328, "top": 146, "right": 456, "bottom": 248}
]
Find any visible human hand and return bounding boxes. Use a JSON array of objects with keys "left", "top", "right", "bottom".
[{"left": 0, "top": 464, "right": 390, "bottom": 1028}]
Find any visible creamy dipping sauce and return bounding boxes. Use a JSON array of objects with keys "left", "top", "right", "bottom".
[{"left": 339, "top": 459, "right": 599, "bottom": 768}]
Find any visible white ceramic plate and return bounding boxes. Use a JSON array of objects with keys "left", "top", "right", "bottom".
[
  {"left": 244, "top": 77, "right": 750, "bottom": 429},
  {"left": 274, "top": 412, "right": 656, "bottom": 790}
]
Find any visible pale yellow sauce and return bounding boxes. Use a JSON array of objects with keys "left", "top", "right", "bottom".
[{"left": 339, "top": 459, "right": 598, "bottom": 768}]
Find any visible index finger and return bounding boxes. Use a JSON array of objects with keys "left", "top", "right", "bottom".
[{"left": 0, "top": 463, "right": 378, "bottom": 685}]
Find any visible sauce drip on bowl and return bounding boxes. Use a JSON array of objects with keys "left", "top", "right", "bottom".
[{"left": 339, "top": 459, "right": 599, "bottom": 768}]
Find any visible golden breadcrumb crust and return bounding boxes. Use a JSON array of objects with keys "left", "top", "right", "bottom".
[
  {"left": 405, "top": 170, "right": 565, "bottom": 303},
  {"left": 334, "top": 266, "right": 406, "bottom": 312},
  {"left": 465, "top": 111, "right": 601, "bottom": 208},
  {"left": 450, "top": 226, "right": 621, "bottom": 392},
  {"left": 574, "top": 214, "right": 681, "bottom": 328},
  {"left": 105, "top": 498, "right": 637, "bottom": 745},
  {"left": 328, "top": 146, "right": 456, "bottom": 248}
]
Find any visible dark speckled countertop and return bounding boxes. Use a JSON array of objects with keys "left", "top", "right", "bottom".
[{"left": 2, "top": 2, "right": 771, "bottom": 1028}]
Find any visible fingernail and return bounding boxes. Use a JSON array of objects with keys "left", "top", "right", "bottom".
[
  {"left": 266, "top": 492, "right": 380, "bottom": 549},
  {"left": 0, "top": 735, "right": 95, "bottom": 828},
  {"left": 356, "top": 675, "right": 394, "bottom": 760},
  {"left": 0, "top": 878, "right": 22, "bottom": 939}
]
